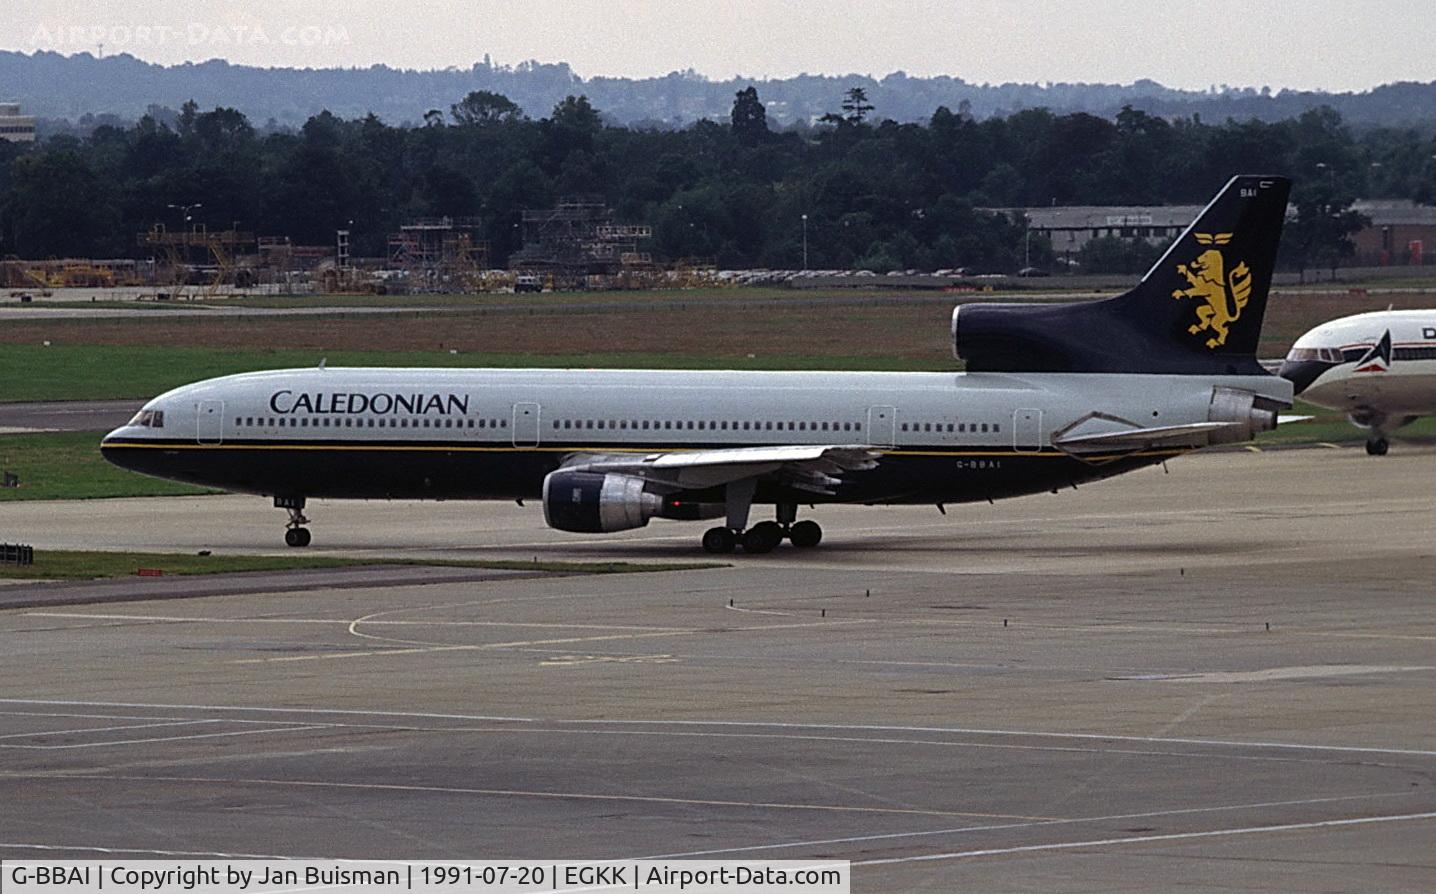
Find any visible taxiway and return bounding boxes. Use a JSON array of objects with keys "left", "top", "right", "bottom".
[{"left": 0, "top": 446, "right": 1432, "bottom": 891}]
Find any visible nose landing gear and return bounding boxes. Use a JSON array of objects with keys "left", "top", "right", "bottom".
[{"left": 275, "top": 496, "right": 311, "bottom": 547}]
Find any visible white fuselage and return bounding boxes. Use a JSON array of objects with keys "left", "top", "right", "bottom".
[
  {"left": 1284, "top": 310, "right": 1436, "bottom": 420},
  {"left": 108, "top": 366, "right": 1276, "bottom": 451},
  {"left": 101, "top": 366, "right": 1291, "bottom": 505}
]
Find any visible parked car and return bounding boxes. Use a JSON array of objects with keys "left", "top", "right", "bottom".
[{"left": 1017, "top": 267, "right": 1051, "bottom": 278}]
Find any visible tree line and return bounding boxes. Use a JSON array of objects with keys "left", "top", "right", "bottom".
[
  {"left": 13, "top": 52, "right": 1436, "bottom": 130},
  {"left": 1, "top": 87, "right": 1431, "bottom": 274}
]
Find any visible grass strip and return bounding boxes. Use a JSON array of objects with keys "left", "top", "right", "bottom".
[
  {"left": 0, "top": 431, "right": 214, "bottom": 500},
  {"left": 1255, "top": 400, "right": 1436, "bottom": 445},
  {"left": 0, "top": 550, "right": 722, "bottom": 581},
  {"left": 0, "top": 344, "right": 950, "bottom": 402}
]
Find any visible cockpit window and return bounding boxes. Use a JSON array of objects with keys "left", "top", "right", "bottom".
[
  {"left": 1284, "top": 347, "right": 1343, "bottom": 363},
  {"left": 128, "top": 410, "right": 165, "bottom": 428}
]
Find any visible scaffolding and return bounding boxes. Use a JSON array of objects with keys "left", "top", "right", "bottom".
[
  {"left": 138, "top": 224, "right": 256, "bottom": 296},
  {"left": 386, "top": 216, "right": 489, "bottom": 292},
  {"left": 509, "top": 197, "right": 653, "bottom": 288},
  {"left": 1, "top": 257, "right": 146, "bottom": 289}
]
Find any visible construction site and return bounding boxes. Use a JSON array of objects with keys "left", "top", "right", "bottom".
[{"left": 1, "top": 200, "right": 718, "bottom": 299}]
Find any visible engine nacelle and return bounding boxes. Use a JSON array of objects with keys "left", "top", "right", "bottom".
[
  {"left": 542, "top": 470, "right": 662, "bottom": 533},
  {"left": 1207, "top": 386, "right": 1280, "bottom": 444}
]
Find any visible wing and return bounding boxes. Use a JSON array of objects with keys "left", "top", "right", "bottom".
[{"left": 560, "top": 445, "right": 881, "bottom": 494}]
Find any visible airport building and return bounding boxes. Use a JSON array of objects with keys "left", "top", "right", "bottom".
[
  {"left": 0, "top": 102, "right": 35, "bottom": 142},
  {"left": 1014, "top": 204, "right": 1203, "bottom": 256},
  {"left": 1349, "top": 199, "right": 1436, "bottom": 266},
  {"left": 1014, "top": 198, "right": 1436, "bottom": 267}
]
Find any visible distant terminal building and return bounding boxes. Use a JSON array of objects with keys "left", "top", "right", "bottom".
[
  {"left": 1001, "top": 205, "right": 1203, "bottom": 257},
  {"left": 1350, "top": 200, "right": 1436, "bottom": 266},
  {"left": 0, "top": 102, "right": 36, "bottom": 142},
  {"left": 1010, "top": 199, "right": 1436, "bottom": 267}
]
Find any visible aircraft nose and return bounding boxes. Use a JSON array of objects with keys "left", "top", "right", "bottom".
[{"left": 1277, "top": 359, "right": 1333, "bottom": 396}]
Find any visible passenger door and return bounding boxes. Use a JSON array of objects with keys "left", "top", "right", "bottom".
[
  {"left": 512, "top": 402, "right": 541, "bottom": 448},
  {"left": 1013, "top": 408, "right": 1042, "bottom": 453},
  {"left": 196, "top": 400, "right": 224, "bottom": 445},
  {"left": 867, "top": 406, "right": 896, "bottom": 448}
]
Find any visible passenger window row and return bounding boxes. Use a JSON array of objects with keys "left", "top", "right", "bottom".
[
  {"left": 1393, "top": 347, "right": 1436, "bottom": 360},
  {"left": 550, "top": 419, "right": 863, "bottom": 432},
  {"left": 900, "top": 421, "right": 998, "bottom": 434},
  {"left": 235, "top": 417, "right": 508, "bottom": 430},
  {"left": 230, "top": 414, "right": 998, "bottom": 436}
]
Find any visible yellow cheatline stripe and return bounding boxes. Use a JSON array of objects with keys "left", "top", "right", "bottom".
[{"left": 101, "top": 440, "right": 1186, "bottom": 462}]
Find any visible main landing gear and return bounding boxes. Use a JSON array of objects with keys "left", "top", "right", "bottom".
[
  {"left": 700, "top": 495, "right": 823, "bottom": 555},
  {"left": 276, "top": 496, "right": 311, "bottom": 547},
  {"left": 701, "top": 521, "right": 824, "bottom": 555}
]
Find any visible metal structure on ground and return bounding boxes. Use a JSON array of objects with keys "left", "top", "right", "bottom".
[
  {"left": 386, "top": 217, "right": 489, "bottom": 293},
  {"left": 509, "top": 197, "right": 653, "bottom": 289},
  {"left": 138, "top": 224, "right": 256, "bottom": 297}
]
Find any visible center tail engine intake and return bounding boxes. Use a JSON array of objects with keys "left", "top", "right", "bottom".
[{"left": 1206, "top": 385, "right": 1281, "bottom": 444}]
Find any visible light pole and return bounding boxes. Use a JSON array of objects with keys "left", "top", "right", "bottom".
[
  {"left": 801, "top": 214, "right": 808, "bottom": 270},
  {"left": 165, "top": 203, "right": 202, "bottom": 278},
  {"left": 167, "top": 202, "right": 202, "bottom": 227}
]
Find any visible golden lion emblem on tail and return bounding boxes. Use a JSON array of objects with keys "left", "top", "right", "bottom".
[{"left": 1171, "top": 232, "right": 1252, "bottom": 349}]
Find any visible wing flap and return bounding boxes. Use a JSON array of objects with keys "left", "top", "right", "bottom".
[{"left": 562, "top": 444, "right": 880, "bottom": 492}]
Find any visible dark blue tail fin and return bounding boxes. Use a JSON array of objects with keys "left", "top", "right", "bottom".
[{"left": 954, "top": 175, "right": 1292, "bottom": 375}]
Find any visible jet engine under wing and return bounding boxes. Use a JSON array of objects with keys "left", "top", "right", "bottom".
[{"left": 561, "top": 445, "right": 882, "bottom": 493}]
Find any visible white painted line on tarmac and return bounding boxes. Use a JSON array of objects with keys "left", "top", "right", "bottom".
[
  {"left": 723, "top": 603, "right": 797, "bottom": 617},
  {"left": 373, "top": 725, "right": 1337, "bottom": 764},
  {"left": 0, "top": 842, "right": 311, "bottom": 859},
  {"left": 229, "top": 617, "right": 872, "bottom": 664},
  {"left": 3, "top": 772, "right": 1049, "bottom": 821},
  {"left": 0, "top": 709, "right": 199, "bottom": 722},
  {"left": 587, "top": 718, "right": 1436, "bottom": 758},
  {"left": 0, "top": 698, "right": 537, "bottom": 724},
  {"left": 4, "top": 698, "right": 1431, "bottom": 758},
  {"left": 1130, "top": 664, "right": 1436, "bottom": 683},
  {"left": 0, "top": 717, "right": 1342, "bottom": 765},
  {"left": 0, "top": 725, "right": 330, "bottom": 750},
  {"left": 0, "top": 719, "right": 220, "bottom": 741},
  {"left": 852, "top": 810, "right": 1436, "bottom": 866},
  {"left": 25, "top": 611, "right": 694, "bottom": 632},
  {"left": 638, "top": 791, "right": 1424, "bottom": 860}
]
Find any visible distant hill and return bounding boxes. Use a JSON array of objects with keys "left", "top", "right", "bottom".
[{"left": 3, "top": 50, "right": 1436, "bottom": 130}]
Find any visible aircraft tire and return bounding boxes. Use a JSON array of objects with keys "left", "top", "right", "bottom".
[
  {"left": 788, "top": 520, "right": 823, "bottom": 548},
  {"left": 702, "top": 526, "right": 736, "bottom": 554},
  {"left": 1366, "top": 438, "right": 1389, "bottom": 456},
  {"left": 742, "top": 522, "right": 783, "bottom": 554},
  {"left": 285, "top": 527, "right": 312, "bottom": 548}
]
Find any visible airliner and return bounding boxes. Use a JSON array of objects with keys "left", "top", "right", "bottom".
[
  {"left": 103, "top": 175, "right": 1293, "bottom": 554},
  {"left": 1279, "top": 309, "right": 1436, "bottom": 455}
]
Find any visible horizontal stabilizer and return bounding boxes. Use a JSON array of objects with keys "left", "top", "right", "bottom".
[{"left": 1055, "top": 421, "right": 1240, "bottom": 455}]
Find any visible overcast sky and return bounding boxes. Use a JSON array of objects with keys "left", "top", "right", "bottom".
[{"left": 6, "top": 0, "right": 1432, "bottom": 92}]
